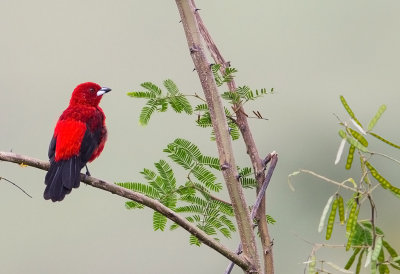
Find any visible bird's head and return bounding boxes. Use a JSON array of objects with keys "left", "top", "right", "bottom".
[{"left": 69, "top": 82, "right": 111, "bottom": 106}]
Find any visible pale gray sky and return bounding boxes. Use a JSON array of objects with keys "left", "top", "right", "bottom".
[{"left": 1, "top": 1, "right": 399, "bottom": 273}]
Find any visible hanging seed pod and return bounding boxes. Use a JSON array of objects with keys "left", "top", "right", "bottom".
[
  {"left": 337, "top": 195, "right": 345, "bottom": 225},
  {"left": 326, "top": 198, "right": 338, "bottom": 240}
]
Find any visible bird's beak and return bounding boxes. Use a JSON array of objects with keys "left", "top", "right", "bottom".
[{"left": 97, "top": 87, "right": 112, "bottom": 96}]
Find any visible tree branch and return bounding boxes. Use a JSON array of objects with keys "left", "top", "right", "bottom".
[
  {"left": 175, "top": 1, "right": 261, "bottom": 272},
  {"left": 0, "top": 151, "right": 250, "bottom": 271},
  {"left": 189, "top": 1, "right": 274, "bottom": 273},
  {"left": 225, "top": 152, "right": 278, "bottom": 274}
]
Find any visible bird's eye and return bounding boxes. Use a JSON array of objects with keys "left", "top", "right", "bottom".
[{"left": 89, "top": 88, "right": 95, "bottom": 93}]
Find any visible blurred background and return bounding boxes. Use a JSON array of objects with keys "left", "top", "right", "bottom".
[{"left": 1, "top": 1, "right": 399, "bottom": 273}]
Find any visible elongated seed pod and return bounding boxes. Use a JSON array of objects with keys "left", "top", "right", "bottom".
[
  {"left": 346, "top": 201, "right": 357, "bottom": 236},
  {"left": 337, "top": 195, "right": 345, "bottom": 225},
  {"left": 345, "top": 145, "right": 355, "bottom": 169},
  {"left": 326, "top": 198, "right": 338, "bottom": 240},
  {"left": 318, "top": 195, "right": 335, "bottom": 233},
  {"left": 348, "top": 128, "right": 368, "bottom": 147},
  {"left": 371, "top": 237, "right": 383, "bottom": 262}
]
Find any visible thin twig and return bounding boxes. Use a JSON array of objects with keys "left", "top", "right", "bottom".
[
  {"left": 298, "top": 169, "right": 358, "bottom": 192},
  {"left": 0, "top": 151, "right": 250, "bottom": 271},
  {"left": 0, "top": 176, "right": 32, "bottom": 198}
]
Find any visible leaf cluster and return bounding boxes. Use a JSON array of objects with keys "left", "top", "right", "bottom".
[
  {"left": 127, "top": 79, "right": 193, "bottom": 125},
  {"left": 117, "top": 138, "right": 237, "bottom": 244}
]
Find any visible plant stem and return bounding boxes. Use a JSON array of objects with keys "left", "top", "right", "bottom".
[
  {"left": 174, "top": 1, "right": 261, "bottom": 272},
  {"left": 188, "top": 1, "right": 274, "bottom": 272}
]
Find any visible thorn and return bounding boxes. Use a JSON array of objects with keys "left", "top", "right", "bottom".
[
  {"left": 179, "top": 20, "right": 182, "bottom": 23},
  {"left": 226, "top": 61, "right": 231, "bottom": 67},
  {"left": 192, "top": 68, "right": 196, "bottom": 72},
  {"left": 189, "top": 46, "right": 199, "bottom": 54},
  {"left": 194, "top": 8, "right": 201, "bottom": 12},
  {"left": 209, "top": 63, "right": 214, "bottom": 68},
  {"left": 220, "top": 162, "right": 230, "bottom": 170}
]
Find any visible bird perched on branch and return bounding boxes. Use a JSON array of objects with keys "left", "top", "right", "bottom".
[{"left": 44, "top": 82, "right": 111, "bottom": 202}]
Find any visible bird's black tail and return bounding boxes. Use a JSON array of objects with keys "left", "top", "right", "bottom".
[{"left": 44, "top": 156, "right": 82, "bottom": 202}]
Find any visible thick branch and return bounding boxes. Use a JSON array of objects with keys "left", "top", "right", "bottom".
[
  {"left": 225, "top": 152, "right": 278, "bottom": 274},
  {"left": 189, "top": 1, "right": 274, "bottom": 273},
  {"left": 0, "top": 151, "right": 250, "bottom": 270},
  {"left": 175, "top": 1, "right": 261, "bottom": 272}
]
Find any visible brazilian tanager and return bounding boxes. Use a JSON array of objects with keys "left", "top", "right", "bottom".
[{"left": 44, "top": 82, "right": 111, "bottom": 202}]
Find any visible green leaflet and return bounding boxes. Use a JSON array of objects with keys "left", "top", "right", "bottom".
[
  {"left": 340, "top": 95, "right": 363, "bottom": 127},
  {"left": 153, "top": 211, "right": 167, "bottom": 231},
  {"left": 382, "top": 240, "right": 399, "bottom": 259},
  {"left": 141, "top": 82, "right": 162, "bottom": 96},
  {"left": 129, "top": 80, "right": 193, "bottom": 125},
  {"left": 116, "top": 182, "right": 160, "bottom": 199},
  {"left": 125, "top": 201, "right": 145, "bottom": 209},
  {"left": 344, "top": 248, "right": 361, "bottom": 270},
  {"left": 367, "top": 104, "right": 386, "bottom": 131},
  {"left": 139, "top": 100, "right": 157, "bottom": 125},
  {"left": 210, "top": 64, "right": 238, "bottom": 87},
  {"left": 189, "top": 234, "right": 201, "bottom": 246},
  {"left": 163, "top": 79, "right": 179, "bottom": 95},
  {"left": 127, "top": 91, "right": 156, "bottom": 99},
  {"left": 355, "top": 249, "right": 364, "bottom": 274}
]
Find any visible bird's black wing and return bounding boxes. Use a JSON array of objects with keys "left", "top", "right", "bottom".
[{"left": 44, "top": 125, "right": 100, "bottom": 202}]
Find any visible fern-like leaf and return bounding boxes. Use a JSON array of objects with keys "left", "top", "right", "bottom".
[
  {"left": 175, "top": 205, "right": 204, "bottom": 214},
  {"left": 116, "top": 182, "right": 160, "bottom": 199},
  {"left": 140, "top": 168, "right": 157, "bottom": 181},
  {"left": 221, "top": 91, "right": 241, "bottom": 104},
  {"left": 127, "top": 91, "right": 156, "bottom": 99},
  {"left": 211, "top": 64, "right": 223, "bottom": 87},
  {"left": 240, "top": 177, "right": 257, "bottom": 189},
  {"left": 154, "top": 160, "right": 176, "bottom": 192},
  {"left": 153, "top": 211, "right": 167, "bottom": 231},
  {"left": 125, "top": 201, "right": 145, "bottom": 209},
  {"left": 189, "top": 234, "right": 201, "bottom": 246},
  {"left": 141, "top": 82, "right": 162, "bottom": 96},
  {"left": 163, "top": 79, "right": 179, "bottom": 95},
  {"left": 199, "top": 155, "right": 220, "bottom": 170},
  {"left": 139, "top": 99, "right": 157, "bottom": 125},
  {"left": 192, "top": 165, "right": 221, "bottom": 192},
  {"left": 194, "top": 103, "right": 209, "bottom": 111}
]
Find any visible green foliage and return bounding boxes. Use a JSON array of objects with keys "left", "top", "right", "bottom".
[
  {"left": 221, "top": 86, "right": 272, "bottom": 105},
  {"left": 238, "top": 166, "right": 257, "bottom": 189},
  {"left": 195, "top": 104, "right": 241, "bottom": 141},
  {"left": 117, "top": 138, "right": 243, "bottom": 244},
  {"left": 310, "top": 96, "right": 400, "bottom": 273},
  {"left": 127, "top": 80, "right": 192, "bottom": 125},
  {"left": 210, "top": 64, "right": 238, "bottom": 87},
  {"left": 342, "top": 221, "right": 400, "bottom": 273}
]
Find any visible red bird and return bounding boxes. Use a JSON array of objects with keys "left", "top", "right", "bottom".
[{"left": 44, "top": 82, "right": 111, "bottom": 202}]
